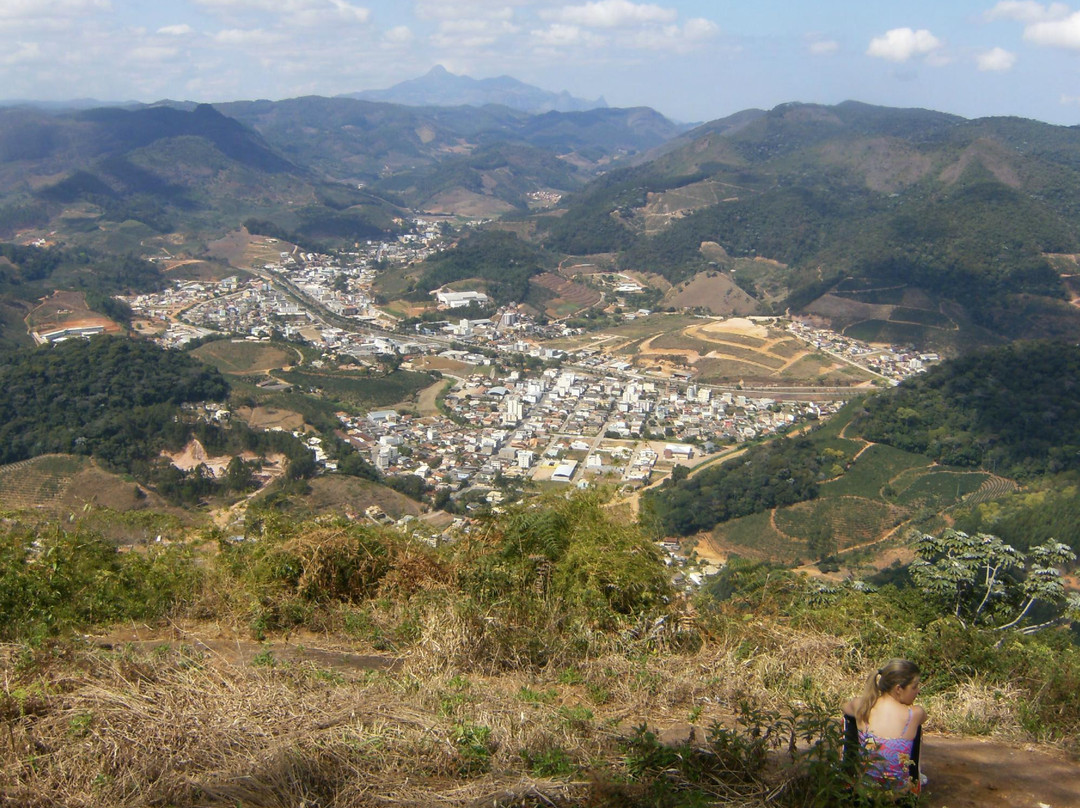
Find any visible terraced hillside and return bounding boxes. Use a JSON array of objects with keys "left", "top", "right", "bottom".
[
  {"left": 704, "top": 432, "right": 1000, "bottom": 567},
  {"left": 0, "top": 455, "right": 90, "bottom": 510},
  {"left": 0, "top": 454, "right": 162, "bottom": 514}
]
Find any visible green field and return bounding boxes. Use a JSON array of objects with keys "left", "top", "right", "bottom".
[
  {"left": 694, "top": 357, "right": 784, "bottom": 381},
  {"left": 0, "top": 454, "right": 90, "bottom": 510},
  {"left": 712, "top": 510, "right": 798, "bottom": 562},
  {"left": 889, "top": 307, "right": 954, "bottom": 328},
  {"left": 782, "top": 354, "right": 873, "bottom": 383},
  {"left": 774, "top": 497, "right": 905, "bottom": 552},
  {"left": 890, "top": 469, "right": 990, "bottom": 508},
  {"left": 599, "top": 314, "right": 700, "bottom": 339},
  {"left": 843, "top": 320, "right": 933, "bottom": 345},
  {"left": 820, "top": 443, "right": 929, "bottom": 499}
]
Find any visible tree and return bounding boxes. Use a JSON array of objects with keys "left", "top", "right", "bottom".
[{"left": 910, "top": 528, "right": 1080, "bottom": 635}]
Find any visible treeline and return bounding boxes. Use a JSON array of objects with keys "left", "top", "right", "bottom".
[
  {"left": 0, "top": 335, "right": 340, "bottom": 504},
  {"left": 535, "top": 105, "right": 1080, "bottom": 337},
  {"left": 643, "top": 437, "right": 827, "bottom": 536},
  {"left": 854, "top": 340, "right": 1080, "bottom": 478},
  {"left": 953, "top": 477, "right": 1080, "bottom": 557},
  {"left": 376, "top": 142, "right": 580, "bottom": 211}
]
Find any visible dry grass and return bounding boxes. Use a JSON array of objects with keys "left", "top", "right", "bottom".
[
  {"left": 0, "top": 611, "right": 892, "bottom": 808},
  {"left": 0, "top": 599, "right": 1056, "bottom": 808}
]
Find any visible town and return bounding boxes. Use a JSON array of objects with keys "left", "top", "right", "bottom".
[{"left": 121, "top": 225, "right": 934, "bottom": 521}]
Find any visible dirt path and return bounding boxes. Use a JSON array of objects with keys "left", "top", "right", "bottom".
[
  {"left": 647, "top": 722, "right": 1080, "bottom": 807},
  {"left": 922, "top": 735, "right": 1080, "bottom": 808}
]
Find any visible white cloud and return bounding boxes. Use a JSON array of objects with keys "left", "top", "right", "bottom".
[
  {"left": 1, "top": 41, "right": 42, "bottom": 65},
  {"left": 809, "top": 39, "right": 839, "bottom": 56},
  {"left": 382, "top": 25, "right": 414, "bottom": 45},
  {"left": 977, "top": 46, "right": 1017, "bottom": 70},
  {"left": 682, "top": 17, "right": 718, "bottom": 42},
  {"left": 1061, "top": 93, "right": 1080, "bottom": 105},
  {"left": 213, "top": 27, "right": 282, "bottom": 46},
  {"left": 0, "top": 0, "right": 109, "bottom": 19},
  {"left": 985, "top": 1, "right": 1070, "bottom": 23},
  {"left": 158, "top": 24, "right": 194, "bottom": 36},
  {"left": 1024, "top": 11, "right": 1080, "bottom": 48},
  {"left": 414, "top": 2, "right": 516, "bottom": 22},
  {"left": 866, "top": 28, "right": 943, "bottom": 62},
  {"left": 628, "top": 17, "right": 717, "bottom": 52},
  {"left": 130, "top": 45, "right": 180, "bottom": 62},
  {"left": 431, "top": 17, "right": 520, "bottom": 49},
  {"left": 547, "top": 0, "right": 677, "bottom": 29},
  {"left": 531, "top": 23, "right": 593, "bottom": 47},
  {"left": 195, "top": 0, "right": 369, "bottom": 26}
]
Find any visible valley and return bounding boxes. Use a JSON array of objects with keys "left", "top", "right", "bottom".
[{"left": 2, "top": 89, "right": 1080, "bottom": 808}]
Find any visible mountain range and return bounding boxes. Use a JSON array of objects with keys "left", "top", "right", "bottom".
[
  {"left": 3, "top": 88, "right": 1080, "bottom": 350},
  {"left": 341, "top": 65, "right": 607, "bottom": 114}
]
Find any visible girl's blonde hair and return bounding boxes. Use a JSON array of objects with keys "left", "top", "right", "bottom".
[{"left": 853, "top": 658, "right": 920, "bottom": 724}]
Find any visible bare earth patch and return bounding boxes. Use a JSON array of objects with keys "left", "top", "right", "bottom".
[
  {"left": 236, "top": 405, "right": 307, "bottom": 431},
  {"left": 663, "top": 273, "right": 758, "bottom": 316}
]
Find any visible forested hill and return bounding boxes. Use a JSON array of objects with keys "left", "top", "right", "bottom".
[
  {"left": 854, "top": 339, "right": 1080, "bottom": 478},
  {"left": 0, "top": 337, "right": 228, "bottom": 469},
  {"left": 410, "top": 230, "right": 554, "bottom": 305},
  {"left": 538, "top": 101, "right": 1080, "bottom": 346}
]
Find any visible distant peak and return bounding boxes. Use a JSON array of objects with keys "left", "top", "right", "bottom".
[{"left": 427, "top": 65, "right": 452, "bottom": 77}]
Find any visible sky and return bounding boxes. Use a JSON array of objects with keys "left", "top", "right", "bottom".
[{"left": 6, "top": 0, "right": 1080, "bottom": 125}]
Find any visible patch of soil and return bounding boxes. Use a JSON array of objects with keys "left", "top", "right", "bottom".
[
  {"left": 300, "top": 475, "right": 424, "bottom": 520},
  {"left": 424, "top": 189, "right": 516, "bottom": 217},
  {"left": 162, "top": 439, "right": 233, "bottom": 476},
  {"left": 26, "top": 290, "right": 122, "bottom": 336},
  {"left": 236, "top": 405, "right": 307, "bottom": 431},
  {"left": 664, "top": 273, "right": 758, "bottom": 315},
  {"left": 921, "top": 735, "right": 1080, "bottom": 808}
]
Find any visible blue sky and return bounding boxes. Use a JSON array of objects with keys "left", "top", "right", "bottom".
[{"left": 5, "top": 0, "right": 1080, "bottom": 124}]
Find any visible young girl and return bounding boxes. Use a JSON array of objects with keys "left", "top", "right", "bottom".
[{"left": 842, "top": 658, "right": 927, "bottom": 793}]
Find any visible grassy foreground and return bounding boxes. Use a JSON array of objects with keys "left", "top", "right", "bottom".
[{"left": 1, "top": 493, "right": 1078, "bottom": 807}]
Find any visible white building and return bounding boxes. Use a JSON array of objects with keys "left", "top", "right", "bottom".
[{"left": 437, "top": 290, "right": 490, "bottom": 309}]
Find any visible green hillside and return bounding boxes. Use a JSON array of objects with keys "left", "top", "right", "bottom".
[
  {"left": 541, "top": 101, "right": 1080, "bottom": 348},
  {"left": 0, "top": 104, "right": 403, "bottom": 248},
  {"left": 649, "top": 341, "right": 1080, "bottom": 563}
]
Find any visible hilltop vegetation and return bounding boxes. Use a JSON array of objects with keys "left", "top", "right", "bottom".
[
  {"left": 0, "top": 336, "right": 228, "bottom": 468},
  {"left": 410, "top": 230, "right": 554, "bottom": 305},
  {"left": 0, "top": 242, "right": 162, "bottom": 344},
  {"left": 2, "top": 492, "right": 1079, "bottom": 807},
  {"left": 0, "top": 336, "right": 325, "bottom": 504}
]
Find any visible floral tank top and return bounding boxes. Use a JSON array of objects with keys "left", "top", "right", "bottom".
[{"left": 858, "top": 707, "right": 920, "bottom": 793}]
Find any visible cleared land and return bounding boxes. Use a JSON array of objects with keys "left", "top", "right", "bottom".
[
  {"left": 0, "top": 454, "right": 174, "bottom": 516},
  {"left": 569, "top": 315, "right": 879, "bottom": 387},
  {"left": 191, "top": 340, "right": 297, "bottom": 374},
  {"left": 529, "top": 272, "right": 602, "bottom": 319},
  {"left": 662, "top": 272, "right": 758, "bottom": 315},
  {"left": 25, "top": 290, "right": 122, "bottom": 339},
  {"left": 703, "top": 425, "right": 998, "bottom": 569},
  {"left": 296, "top": 475, "right": 425, "bottom": 520}
]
